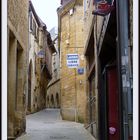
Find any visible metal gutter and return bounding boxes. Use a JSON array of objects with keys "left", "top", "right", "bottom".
[{"left": 116, "top": 0, "right": 130, "bottom": 139}]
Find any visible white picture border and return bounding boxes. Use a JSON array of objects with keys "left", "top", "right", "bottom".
[
  {"left": 1, "top": 0, "right": 139, "bottom": 140},
  {"left": 133, "top": 0, "right": 139, "bottom": 140},
  {"left": 2, "top": 0, "right": 7, "bottom": 139}
]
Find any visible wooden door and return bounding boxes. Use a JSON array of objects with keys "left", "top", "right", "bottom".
[{"left": 107, "top": 66, "right": 120, "bottom": 140}]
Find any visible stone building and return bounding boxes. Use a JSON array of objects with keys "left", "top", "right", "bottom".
[
  {"left": 83, "top": 0, "right": 133, "bottom": 140},
  {"left": 57, "top": 0, "right": 87, "bottom": 123},
  {"left": 27, "top": 1, "right": 56, "bottom": 114},
  {"left": 83, "top": 0, "right": 97, "bottom": 138},
  {"left": 7, "top": 0, "right": 28, "bottom": 139},
  {"left": 46, "top": 27, "right": 61, "bottom": 108}
]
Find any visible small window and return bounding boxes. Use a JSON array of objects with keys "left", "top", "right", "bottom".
[
  {"left": 33, "top": 20, "right": 36, "bottom": 36},
  {"left": 53, "top": 62, "right": 56, "bottom": 66},
  {"left": 54, "top": 68, "right": 57, "bottom": 73},
  {"left": 37, "top": 28, "right": 39, "bottom": 40},
  {"left": 69, "top": 8, "right": 74, "bottom": 16}
]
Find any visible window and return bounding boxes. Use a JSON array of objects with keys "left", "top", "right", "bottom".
[
  {"left": 33, "top": 20, "right": 36, "bottom": 36},
  {"left": 37, "top": 28, "right": 39, "bottom": 40},
  {"left": 54, "top": 68, "right": 57, "bottom": 73},
  {"left": 69, "top": 8, "right": 74, "bottom": 16}
]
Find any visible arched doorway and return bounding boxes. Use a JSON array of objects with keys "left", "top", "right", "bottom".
[
  {"left": 51, "top": 95, "right": 54, "bottom": 108},
  {"left": 56, "top": 93, "right": 59, "bottom": 108},
  {"left": 47, "top": 96, "right": 50, "bottom": 108},
  {"left": 28, "top": 60, "right": 33, "bottom": 112}
]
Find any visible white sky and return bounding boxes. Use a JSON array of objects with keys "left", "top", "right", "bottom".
[{"left": 31, "top": 0, "right": 61, "bottom": 31}]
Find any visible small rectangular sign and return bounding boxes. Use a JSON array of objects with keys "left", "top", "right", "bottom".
[
  {"left": 67, "top": 54, "right": 79, "bottom": 68},
  {"left": 77, "top": 68, "right": 84, "bottom": 75}
]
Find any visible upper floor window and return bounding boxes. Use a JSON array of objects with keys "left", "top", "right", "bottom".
[
  {"left": 33, "top": 20, "right": 36, "bottom": 37},
  {"left": 29, "top": 13, "right": 39, "bottom": 41},
  {"left": 36, "top": 27, "right": 39, "bottom": 40}
]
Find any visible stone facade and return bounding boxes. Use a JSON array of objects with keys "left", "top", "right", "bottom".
[
  {"left": 84, "top": 0, "right": 133, "bottom": 140},
  {"left": 84, "top": 1, "right": 119, "bottom": 139},
  {"left": 27, "top": 1, "right": 56, "bottom": 114},
  {"left": 57, "top": 0, "right": 86, "bottom": 123},
  {"left": 7, "top": 0, "right": 28, "bottom": 139},
  {"left": 83, "top": 0, "right": 99, "bottom": 138},
  {"left": 46, "top": 81, "right": 61, "bottom": 108},
  {"left": 46, "top": 27, "right": 61, "bottom": 108}
]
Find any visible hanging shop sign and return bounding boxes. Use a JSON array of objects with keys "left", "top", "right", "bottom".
[
  {"left": 92, "top": 0, "right": 115, "bottom": 16},
  {"left": 37, "top": 50, "right": 45, "bottom": 58},
  {"left": 67, "top": 54, "right": 79, "bottom": 68}
]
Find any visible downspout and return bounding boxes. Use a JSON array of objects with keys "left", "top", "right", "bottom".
[{"left": 116, "top": 0, "right": 131, "bottom": 139}]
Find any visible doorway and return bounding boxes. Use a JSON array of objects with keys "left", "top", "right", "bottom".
[{"left": 99, "top": 65, "right": 120, "bottom": 140}]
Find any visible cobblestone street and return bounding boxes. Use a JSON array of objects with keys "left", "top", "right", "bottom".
[{"left": 16, "top": 109, "right": 95, "bottom": 140}]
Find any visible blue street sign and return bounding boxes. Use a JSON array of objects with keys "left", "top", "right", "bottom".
[{"left": 77, "top": 68, "right": 84, "bottom": 75}]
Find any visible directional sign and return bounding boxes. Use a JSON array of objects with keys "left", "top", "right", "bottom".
[{"left": 67, "top": 54, "right": 79, "bottom": 68}]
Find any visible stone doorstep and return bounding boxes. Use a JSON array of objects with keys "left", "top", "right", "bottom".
[
  {"left": 9, "top": 132, "right": 27, "bottom": 140},
  {"left": 16, "top": 132, "right": 27, "bottom": 139}
]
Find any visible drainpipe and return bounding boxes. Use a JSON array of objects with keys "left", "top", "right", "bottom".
[{"left": 116, "top": 0, "right": 131, "bottom": 140}]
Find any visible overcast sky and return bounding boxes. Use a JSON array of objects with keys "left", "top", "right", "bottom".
[{"left": 31, "top": 0, "right": 61, "bottom": 31}]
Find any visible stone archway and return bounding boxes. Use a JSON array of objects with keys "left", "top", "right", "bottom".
[
  {"left": 47, "top": 96, "right": 50, "bottom": 108},
  {"left": 51, "top": 94, "right": 55, "bottom": 108},
  {"left": 56, "top": 93, "right": 59, "bottom": 108}
]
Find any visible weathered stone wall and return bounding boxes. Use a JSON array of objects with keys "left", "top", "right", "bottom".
[
  {"left": 49, "top": 41, "right": 60, "bottom": 84},
  {"left": 83, "top": 0, "right": 102, "bottom": 139},
  {"left": 83, "top": 0, "right": 106, "bottom": 48},
  {"left": 28, "top": 28, "right": 42, "bottom": 113},
  {"left": 45, "top": 34, "right": 53, "bottom": 74},
  {"left": 58, "top": 3, "right": 86, "bottom": 123},
  {"left": 7, "top": 0, "right": 28, "bottom": 138},
  {"left": 46, "top": 31, "right": 61, "bottom": 109},
  {"left": 46, "top": 81, "right": 61, "bottom": 108},
  {"left": 28, "top": 6, "right": 51, "bottom": 114},
  {"left": 8, "top": 0, "right": 28, "bottom": 48},
  {"left": 84, "top": 0, "right": 133, "bottom": 139},
  {"left": 83, "top": 0, "right": 94, "bottom": 45}
]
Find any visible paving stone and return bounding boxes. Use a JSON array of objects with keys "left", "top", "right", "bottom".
[{"left": 16, "top": 109, "right": 95, "bottom": 140}]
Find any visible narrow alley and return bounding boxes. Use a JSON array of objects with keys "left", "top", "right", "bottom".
[
  {"left": 16, "top": 109, "right": 95, "bottom": 140},
  {"left": 4, "top": 0, "right": 134, "bottom": 140}
]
